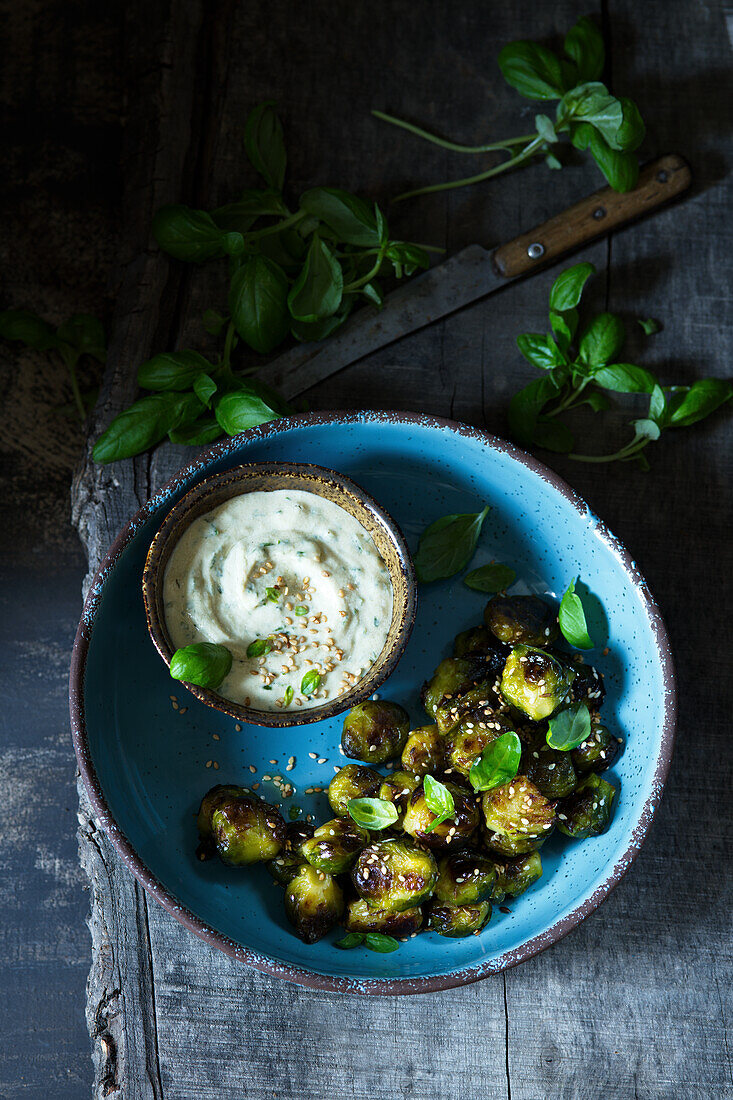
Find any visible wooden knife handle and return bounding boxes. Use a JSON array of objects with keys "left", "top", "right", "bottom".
[{"left": 492, "top": 154, "right": 691, "bottom": 279}]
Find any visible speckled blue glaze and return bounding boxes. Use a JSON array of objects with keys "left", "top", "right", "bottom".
[{"left": 71, "top": 412, "right": 675, "bottom": 993}]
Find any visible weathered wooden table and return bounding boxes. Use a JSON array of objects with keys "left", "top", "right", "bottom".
[{"left": 71, "top": 1, "right": 732, "bottom": 1096}]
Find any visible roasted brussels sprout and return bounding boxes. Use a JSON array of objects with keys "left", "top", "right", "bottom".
[
  {"left": 427, "top": 900, "right": 492, "bottom": 937},
  {"left": 401, "top": 724, "right": 445, "bottom": 776},
  {"left": 433, "top": 850, "right": 497, "bottom": 906},
  {"left": 352, "top": 837, "right": 438, "bottom": 911},
  {"left": 453, "top": 626, "right": 496, "bottom": 658},
  {"left": 500, "top": 645, "right": 575, "bottom": 721},
  {"left": 202, "top": 789, "right": 287, "bottom": 866},
  {"left": 266, "top": 821, "right": 314, "bottom": 884},
  {"left": 444, "top": 710, "right": 511, "bottom": 776},
  {"left": 434, "top": 680, "right": 499, "bottom": 736},
  {"left": 571, "top": 723, "right": 620, "bottom": 774},
  {"left": 557, "top": 773, "right": 616, "bottom": 839},
  {"left": 344, "top": 897, "right": 423, "bottom": 937},
  {"left": 484, "top": 594, "right": 558, "bottom": 646},
  {"left": 402, "top": 780, "right": 480, "bottom": 850},
  {"left": 494, "top": 851, "right": 543, "bottom": 897},
  {"left": 196, "top": 784, "right": 249, "bottom": 843},
  {"left": 378, "top": 770, "right": 421, "bottom": 821},
  {"left": 328, "top": 763, "right": 382, "bottom": 817},
  {"left": 302, "top": 817, "right": 369, "bottom": 874},
  {"left": 284, "top": 864, "right": 345, "bottom": 943},
  {"left": 341, "top": 700, "right": 410, "bottom": 764},
  {"left": 482, "top": 776, "right": 555, "bottom": 856},
  {"left": 568, "top": 661, "right": 606, "bottom": 707},
  {"left": 421, "top": 655, "right": 501, "bottom": 720},
  {"left": 521, "top": 744, "right": 577, "bottom": 799}
]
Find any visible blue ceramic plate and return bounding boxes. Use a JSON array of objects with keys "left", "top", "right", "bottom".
[{"left": 70, "top": 412, "right": 676, "bottom": 994}]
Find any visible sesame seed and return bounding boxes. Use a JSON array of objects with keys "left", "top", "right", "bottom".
[
  {"left": 321, "top": 570, "right": 330, "bottom": 577},
  {"left": 213, "top": 733, "right": 220, "bottom": 741},
  {"left": 205, "top": 760, "right": 212, "bottom": 768}
]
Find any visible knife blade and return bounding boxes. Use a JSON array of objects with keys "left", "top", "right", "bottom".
[{"left": 257, "top": 154, "right": 691, "bottom": 401}]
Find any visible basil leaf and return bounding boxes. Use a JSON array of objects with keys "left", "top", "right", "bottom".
[
  {"left": 666, "top": 379, "right": 733, "bottom": 428},
  {"left": 385, "top": 242, "right": 430, "bottom": 277},
  {"left": 300, "top": 670, "right": 322, "bottom": 696},
  {"left": 589, "top": 130, "right": 639, "bottom": 192},
  {"left": 360, "top": 282, "right": 384, "bottom": 308},
  {"left": 547, "top": 702, "right": 591, "bottom": 751},
  {"left": 300, "top": 187, "right": 381, "bottom": 247},
  {"left": 468, "top": 731, "right": 522, "bottom": 792},
  {"left": 229, "top": 255, "right": 290, "bottom": 354},
  {"left": 265, "top": 586, "right": 280, "bottom": 604},
  {"left": 414, "top": 506, "right": 490, "bottom": 583},
  {"left": 290, "top": 299, "right": 352, "bottom": 343},
  {"left": 508, "top": 375, "right": 559, "bottom": 446},
  {"left": 283, "top": 685, "right": 294, "bottom": 707},
  {"left": 632, "top": 418, "right": 662, "bottom": 441},
  {"left": 168, "top": 418, "right": 223, "bottom": 446},
  {"left": 563, "top": 16, "right": 604, "bottom": 82},
  {"left": 569, "top": 121, "right": 594, "bottom": 151},
  {"left": 498, "top": 41, "right": 565, "bottom": 101},
  {"left": 364, "top": 933, "right": 399, "bottom": 954},
  {"left": 549, "top": 308, "right": 577, "bottom": 352},
  {"left": 615, "top": 98, "right": 646, "bottom": 153},
  {"left": 638, "top": 318, "right": 661, "bottom": 336},
  {"left": 288, "top": 237, "right": 343, "bottom": 323},
  {"left": 215, "top": 388, "right": 281, "bottom": 436},
  {"left": 56, "top": 314, "right": 106, "bottom": 362},
  {"left": 246, "top": 638, "right": 273, "bottom": 658},
  {"left": 202, "top": 309, "right": 228, "bottom": 336},
  {"left": 334, "top": 933, "right": 365, "bottom": 950},
  {"left": 516, "top": 333, "right": 565, "bottom": 370},
  {"left": 347, "top": 797, "right": 399, "bottom": 831},
  {"left": 579, "top": 312, "right": 625, "bottom": 366},
  {"left": 423, "top": 774, "right": 455, "bottom": 832},
  {"left": 558, "top": 578, "right": 594, "bottom": 649},
  {"left": 169, "top": 642, "right": 232, "bottom": 689},
  {"left": 137, "top": 350, "right": 213, "bottom": 391},
  {"left": 592, "top": 362, "right": 657, "bottom": 394},
  {"left": 531, "top": 417, "right": 574, "bottom": 453},
  {"left": 648, "top": 384, "right": 667, "bottom": 424},
  {"left": 545, "top": 153, "right": 562, "bottom": 171},
  {"left": 559, "top": 83, "right": 623, "bottom": 147},
  {"left": 0, "top": 309, "right": 58, "bottom": 350},
  {"left": 535, "top": 113, "right": 557, "bottom": 144},
  {"left": 193, "top": 373, "right": 217, "bottom": 408},
  {"left": 152, "top": 204, "right": 243, "bottom": 262},
  {"left": 294, "top": 605, "right": 308, "bottom": 615},
  {"left": 464, "top": 562, "right": 516, "bottom": 594},
  {"left": 549, "top": 263, "right": 595, "bottom": 312},
  {"left": 92, "top": 393, "right": 196, "bottom": 463},
  {"left": 578, "top": 391, "right": 610, "bottom": 414},
  {"left": 212, "top": 190, "right": 286, "bottom": 231},
  {"left": 243, "top": 102, "right": 286, "bottom": 191}
]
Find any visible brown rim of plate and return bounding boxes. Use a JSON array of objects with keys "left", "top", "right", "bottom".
[
  {"left": 142, "top": 461, "right": 417, "bottom": 727},
  {"left": 69, "top": 410, "right": 677, "bottom": 995}
]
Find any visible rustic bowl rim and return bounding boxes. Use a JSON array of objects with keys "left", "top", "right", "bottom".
[
  {"left": 69, "top": 410, "right": 677, "bottom": 995},
  {"left": 141, "top": 460, "right": 417, "bottom": 727}
]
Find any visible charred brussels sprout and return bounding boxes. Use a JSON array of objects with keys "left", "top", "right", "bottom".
[
  {"left": 500, "top": 645, "right": 575, "bottom": 721},
  {"left": 434, "top": 680, "right": 499, "bottom": 736},
  {"left": 302, "top": 817, "right": 369, "bottom": 874},
  {"left": 427, "top": 900, "right": 492, "bottom": 937},
  {"left": 571, "top": 723, "right": 620, "bottom": 774},
  {"left": 445, "top": 711, "right": 510, "bottom": 776},
  {"left": 568, "top": 661, "right": 606, "bottom": 708},
  {"left": 494, "top": 851, "right": 543, "bottom": 897},
  {"left": 352, "top": 837, "right": 438, "bottom": 911},
  {"left": 401, "top": 724, "right": 445, "bottom": 776},
  {"left": 284, "top": 864, "right": 345, "bottom": 944},
  {"left": 266, "top": 821, "right": 314, "bottom": 884},
  {"left": 434, "top": 850, "right": 497, "bottom": 905},
  {"left": 328, "top": 764, "right": 382, "bottom": 817},
  {"left": 209, "top": 793, "right": 287, "bottom": 866},
  {"left": 402, "top": 780, "right": 480, "bottom": 850},
  {"left": 453, "top": 626, "right": 495, "bottom": 658},
  {"left": 341, "top": 700, "right": 410, "bottom": 764},
  {"left": 378, "top": 770, "right": 421, "bottom": 821},
  {"left": 344, "top": 897, "right": 423, "bottom": 937},
  {"left": 421, "top": 655, "right": 501, "bottom": 721},
  {"left": 484, "top": 594, "right": 558, "bottom": 646},
  {"left": 196, "top": 784, "right": 248, "bottom": 845},
  {"left": 521, "top": 744, "right": 577, "bottom": 799},
  {"left": 557, "top": 773, "right": 616, "bottom": 839},
  {"left": 482, "top": 776, "right": 556, "bottom": 856}
]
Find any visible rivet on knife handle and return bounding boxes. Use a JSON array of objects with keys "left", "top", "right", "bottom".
[{"left": 492, "top": 154, "right": 691, "bottom": 279}]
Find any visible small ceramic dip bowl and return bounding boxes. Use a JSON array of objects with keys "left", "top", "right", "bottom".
[{"left": 142, "top": 462, "right": 417, "bottom": 727}]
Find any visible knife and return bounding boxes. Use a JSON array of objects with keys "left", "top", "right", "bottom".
[{"left": 258, "top": 154, "right": 691, "bottom": 401}]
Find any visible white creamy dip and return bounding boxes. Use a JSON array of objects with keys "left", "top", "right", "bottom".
[{"left": 163, "top": 488, "right": 393, "bottom": 711}]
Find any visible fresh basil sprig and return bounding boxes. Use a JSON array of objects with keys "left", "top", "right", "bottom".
[
  {"left": 558, "top": 578, "right": 593, "bottom": 649},
  {"left": 246, "top": 637, "right": 273, "bottom": 658},
  {"left": 547, "top": 702, "right": 592, "bottom": 751},
  {"left": 334, "top": 932, "right": 399, "bottom": 953},
  {"left": 169, "top": 642, "right": 232, "bottom": 689},
  {"left": 468, "top": 731, "right": 522, "bottom": 791},
  {"left": 374, "top": 16, "right": 646, "bottom": 200},
  {"left": 348, "top": 797, "right": 399, "bottom": 831},
  {"left": 414, "top": 506, "right": 490, "bottom": 583},
  {"left": 300, "top": 670, "right": 322, "bottom": 696},
  {"left": 464, "top": 562, "right": 516, "bottom": 594},
  {"left": 508, "top": 262, "right": 732, "bottom": 467},
  {"left": 423, "top": 775, "right": 455, "bottom": 832}
]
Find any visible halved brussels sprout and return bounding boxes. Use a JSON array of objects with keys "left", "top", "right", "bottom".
[
  {"left": 571, "top": 723, "right": 620, "bottom": 774},
  {"left": 521, "top": 744, "right": 577, "bottom": 799},
  {"left": 344, "top": 897, "right": 423, "bottom": 937},
  {"left": 284, "top": 864, "right": 345, "bottom": 944},
  {"left": 208, "top": 792, "right": 287, "bottom": 866},
  {"left": 433, "top": 850, "right": 497, "bottom": 906},
  {"left": 484, "top": 594, "right": 558, "bottom": 646},
  {"left": 481, "top": 776, "right": 556, "bottom": 856},
  {"left": 427, "top": 900, "right": 492, "bottom": 937},
  {"left": 266, "top": 821, "right": 314, "bottom": 884},
  {"left": 494, "top": 851, "right": 543, "bottom": 897},
  {"left": 402, "top": 780, "right": 480, "bottom": 850},
  {"left": 328, "top": 763, "right": 382, "bottom": 817},
  {"left": 196, "top": 784, "right": 248, "bottom": 843},
  {"left": 352, "top": 837, "right": 438, "bottom": 911},
  {"left": 421, "top": 656, "right": 500, "bottom": 720},
  {"left": 434, "top": 680, "right": 499, "bottom": 736},
  {"left": 557, "top": 773, "right": 616, "bottom": 839},
  {"left": 378, "top": 770, "right": 421, "bottom": 822},
  {"left": 568, "top": 661, "right": 606, "bottom": 708},
  {"left": 444, "top": 711, "right": 511, "bottom": 776},
  {"left": 341, "top": 700, "right": 410, "bottom": 764},
  {"left": 453, "top": 626, "right": 502, "bottom": 658},
  {"left": 500, "top": 645, "right": 575, "bottom": 721},
  {"left": 401, "top": 724, "right": 445, "bottom": 776},
  {"left": 302, "top": 817, "right": 369, "bottom": 874}
]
